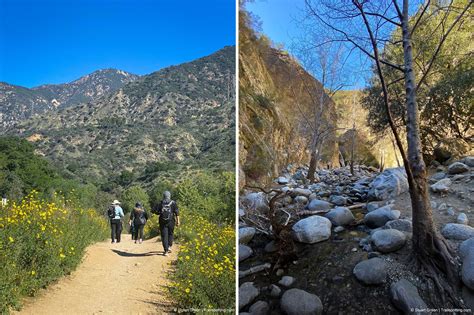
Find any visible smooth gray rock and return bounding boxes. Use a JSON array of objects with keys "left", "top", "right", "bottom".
[
  {"left": 430, "top": 178, "right": 452, "bottom": 193},
  {"left": 353, "top": 258, "right": 388, "bottom": 285},
  {"left": 462, "top": 252, "right": 474, "bottom": 290},
  {"left": 264, "top": 240, "right": 278, "bottom": 253},
  {"left": 292, "top": 188, "right": 312, "bottom": 197},
  {"left": 242, "top": 192, "right": 269, "bottom": 212},
  {"left": 307, "top": 199, "right": 332, "bottom": 211},
  {"left": 292, "top": 215, "right": 332, "bottom": 244},
  {"left": 294, "top": 195, "right": 309, "bottom": 205},
  {"left": 269, "top": 284, "right": 281, "bottom": 297},
  {"left": 441, "top": 223, "right": 474, "bottom": 240},
  {"left": 448, "top": 162, "right": 469, "bottom": 174},
  {"left": 364, "top": 208, "right": 401, "bottom": 228},
  {"left": 368, "top": 167, "right": 408, "bottom": 200},
  {"left": 462, "top": 156, "right": 474, "bottom": 167},
  {"left": 460, "top": 238, "right": 474, "bottom": 260},
  {"left": 430, "top": 172, "right": 447, "bottom": 181},
  {"left": 278, "top": 276, "right": 296, "bottom": 287},
  {"left": 239, "top": 282, "right": 259, "bottom": 310},
  {"left": 384, "top": 219, "right": 412, "bottom": 233},
  {"left": 239, "top": 227, "right": 256, "bottom": 244},
  {"left": 447, "top": 207, "right": 456, "bottom": 216},
  {"left": 280, "top": 288, "right": 323, "bottom": 315},
  {"left": 292, "top": 170, "right": 307, "bottom": 180},
  {"left": 325, "top": 207, "right": 355, "bottom": 226},
  {"left": 278, "top": 177, "right": 289, "bottom": 185},
  {"left": 366, "top": 201, "right": 381, "bottom": 212},
  {"left": 239, "top": 244, "right": 253, "bottom": 262},
  {"left": 371, "top": 229, "right": 406, "bottom": 253},
  {"left": 457, "top": 213, "right": 469, "bottom": 225},
  {"left": 329, "top": 194, "right": 348, "bottom": 206},
  {"left": 390, "top": 279, "right": 427, "bottom": 314},
  {"left": 249, "top": 300, "right": 269, "bottom": 315},
  {"left": 334, "top": 226, "right": 345, "bottom": 233}
]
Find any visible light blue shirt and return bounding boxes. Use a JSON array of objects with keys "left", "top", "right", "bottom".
[{"left": 114, "top": 206, "right": 124, "bottom": 219}]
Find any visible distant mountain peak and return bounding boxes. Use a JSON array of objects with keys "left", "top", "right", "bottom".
[{"left": 0, "top": 68, "right": 140, "bottom": 129}]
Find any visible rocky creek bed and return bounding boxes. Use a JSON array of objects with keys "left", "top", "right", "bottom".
[{"left": 239, "top": 157, "right": 474, "bottom": 314}]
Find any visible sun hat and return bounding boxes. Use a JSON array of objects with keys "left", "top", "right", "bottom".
[{"left": 113, "top": 200, "right": 121, "bottom": 205}]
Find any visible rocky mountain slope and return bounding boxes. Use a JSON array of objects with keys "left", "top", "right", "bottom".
[
  {"left": 4, "top": 46, "right": 235, "bottom": 186},
  {"left": 239, "top": 14, "right": 338, "bottom": 188},
  {"left": 0, "top": 69, "right": 138, "bottom": 129}
]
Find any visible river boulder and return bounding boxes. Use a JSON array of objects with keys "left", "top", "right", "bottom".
[
  {"left": 325, "top": 207, "right": 355, "bottom": 226},
  {"left": 292, "top": 215, "right": 332, "bottom": 244},
  {"left": 280, "top": 288, "right": 323, "bottom": 315},
  {"left": 368, "top": 167, "right": 408, "bottom": 200},
  {"left": 371, "top": 229, "right": 406, "bottom": 253},
  {"left": 353, "top": 258, "right": 388, "bottom": 285}
]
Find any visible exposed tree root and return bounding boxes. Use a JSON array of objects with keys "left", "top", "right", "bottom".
[{"left": 414, "top": 233, "right": 466, "bottom": 309}]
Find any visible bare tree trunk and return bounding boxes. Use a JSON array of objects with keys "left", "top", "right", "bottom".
[
  {"left": 339, "top": 149, "right": 345, "bottom": 167},
  {"left": 391, "top": 134, "right": 401, "bottom": 167},
  {"left": 307, "top": 149, "right": 317, "bottom": 182},
  {"left": 350, "top": 124, "right": 355, "bottom": 175},
  {"left": 401, "top": 0, "right": 458, "bottom": 297},
  {"left": 379, "top": 149, "right": 385, "bottom": 172}
]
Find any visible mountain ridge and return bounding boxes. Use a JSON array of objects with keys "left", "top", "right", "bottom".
[
  {"left": 0, "top": 69, "right": 139, "bottom": 129},
  {"left": 4, "top": 46, "right": 236, "bottom": 188}
]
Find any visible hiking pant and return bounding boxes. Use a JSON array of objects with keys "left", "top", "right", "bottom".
[
  {"left": 130, "top": 223, "right": 136, "bottom": 240},
  {"left": 159, "top": 221, "right": 175, "bottom": 252},
  {"left": 110, "top": 219, "right": 122, "bottom": 242},
  {"left": 133, "top": 224, "right": 145, "bottom": 240}
]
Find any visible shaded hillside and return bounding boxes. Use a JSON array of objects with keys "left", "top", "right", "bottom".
[
  {"left": 239, "top": 13, "right": 338, "bottom": 188},
  {"left": 0, "top": 69, "right": 138, "bottom": 129},
  {"left": 7, "top": 47, "right": 236, "bottom": 187}
]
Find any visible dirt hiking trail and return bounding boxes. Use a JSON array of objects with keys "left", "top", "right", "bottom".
[{"left": 15, "top": 236, "right": 177, "bottom": 315}]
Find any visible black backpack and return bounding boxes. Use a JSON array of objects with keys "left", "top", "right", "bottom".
[
  {"left": 161, "top": 201, "right": 173, "bottom": 222},
  {"left": 107, "top": 205, "right": 116, "bottom": 219}
]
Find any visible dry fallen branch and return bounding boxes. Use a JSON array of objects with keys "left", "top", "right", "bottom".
[
  {"left": 297, "top": 209, "right": 331, "bottom": 216},
  {"left": 347, "top": 203, "right": 365, "bottom": 210},
  {"left": 239, "top": 263, "right": 272, "bottom": 278}
]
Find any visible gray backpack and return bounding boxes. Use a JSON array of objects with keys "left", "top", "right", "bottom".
[{"left": 161, "top": 201, "right": 173, "bottom": 222}]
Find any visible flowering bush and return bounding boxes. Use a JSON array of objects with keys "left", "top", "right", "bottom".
[
  {"left": 0, "top": 191, "right": 108, "bottom": 313},
  {"left": 142, "top": 171, "right": 236, "bottom": 310},
  {"left": 170, "top": 209, "right": 235, "bottom": 310}
]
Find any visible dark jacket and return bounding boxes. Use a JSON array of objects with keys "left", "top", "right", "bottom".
[
  {"left": 153, "top": 200, "right": 179, "bottom": 224},
  {"left": 130, "top": 207, "right": 148, "bottom": 226}
]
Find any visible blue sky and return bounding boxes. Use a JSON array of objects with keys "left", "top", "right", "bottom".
[
  {"left": 0, "top": 0, "right": 236, "bottom": 87},
  {"left": 245, "top": 1, "right": 423, "bottom": 90},
  {"left": 246, "top": 0, "right": 378, "bottom": 90}
]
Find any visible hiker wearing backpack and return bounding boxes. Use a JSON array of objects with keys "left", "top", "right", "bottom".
[
  {"left": 129, "top": 202, "right": 148, "bottom": 244},
  {"left": 154, "top": 191, "right": 179, "bottom": 256},
  {"left": 108, "top": 200, "right": 124, "bottom": 243}
]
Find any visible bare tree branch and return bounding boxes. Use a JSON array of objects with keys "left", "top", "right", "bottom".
[
  {"left": 305, "top": 0, "right": 405, "bottom": 72},
  {"left": 410, "top": 0, "right": 431, "bottom": 36}
]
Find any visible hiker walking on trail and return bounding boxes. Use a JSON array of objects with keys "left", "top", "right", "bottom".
[
  {"left": 153, "top": 191, "right": 179, "bottom": 256},
  {"left": 108, "top": 200, "right": 124, "bottom": 243},
  {"left": 130, "top": 202, "right": 148, "bottom": 244}
]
